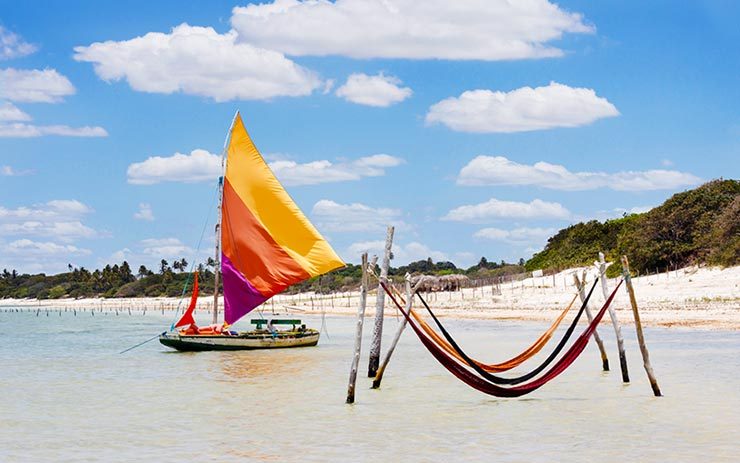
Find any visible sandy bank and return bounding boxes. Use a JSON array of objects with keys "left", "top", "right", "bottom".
[{"left": 2, "top": 264, "right": 738, "bottom": 330}]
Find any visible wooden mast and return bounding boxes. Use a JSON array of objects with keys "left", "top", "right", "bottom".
[
  {"left": 212, "top": 111, "right": 238, "bottom": 325},
  {"left": 212, "top": 176, "right": 223, "bottom": 325}
]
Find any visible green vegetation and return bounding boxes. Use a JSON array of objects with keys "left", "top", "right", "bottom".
[
  {"left": 2, "top": 180, "right": 736, "bottom": 300},
  {"left": 0, "top": 257, "right": 523, "bottom": 299},
  {"left": 526, "top": 179, "right": 740, "bottom": 276}
]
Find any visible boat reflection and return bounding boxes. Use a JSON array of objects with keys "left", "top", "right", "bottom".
[{"left": 216, "top": 349, "right": 310, "bottom": 380}]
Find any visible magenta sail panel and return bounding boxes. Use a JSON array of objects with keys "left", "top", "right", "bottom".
[{"left": 222, "top": 252, "right": 269, "bottom": 325}]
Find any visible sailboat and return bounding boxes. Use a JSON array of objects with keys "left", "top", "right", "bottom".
[{"left": 159, "top": 112, "right": 345, "bottom": 351}]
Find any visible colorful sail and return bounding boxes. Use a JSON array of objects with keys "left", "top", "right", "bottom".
[
  {"left": 174, "top": 272, "right": 199, "bottom": 329},
  {"left": 221, "top": 113, "right": 345, "bottom": 325}
]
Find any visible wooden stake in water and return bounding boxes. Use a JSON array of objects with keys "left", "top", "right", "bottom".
[
  {"left": 368, "top": 226, "right": 394, "bottom": 378},
  {"left": 621, "top": 256, "right": 662, "bottom": 397},
  {"left": 573, "top": 273, "right": 609, "bottom": 371},
  {"left": 372, "top": 274, "right": 427, "bottom": 389},
  {"left": 346, "top": 253, "right": 376, "bottom": 404},
  {"left": 595, "top": 252, "right": 629, "bottom": 383}
]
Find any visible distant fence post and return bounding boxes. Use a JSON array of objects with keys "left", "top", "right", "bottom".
[
  {"left": 368, "top": 226, "right": 394, "bottom": 378},
  {"left": 595, "top": 252, "right": 630, "bottom": 383},
  {"left": 621, "top": 256, "right": 662, "bottom": 397},
  {"left": 573, "top": 272, "right": 609, "bottom": 371}
]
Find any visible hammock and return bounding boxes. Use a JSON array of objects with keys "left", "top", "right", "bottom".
[
  {"left": 409, "top": 292, "right": 578, "bottom": 373},
  {"left": 381, "top": 279, "right": 623, "bottom": 398},
  {"left": 413, "top": 279, "right": 598, "bottom": 385}
]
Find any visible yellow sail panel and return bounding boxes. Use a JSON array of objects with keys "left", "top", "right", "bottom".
[{"left": 224, "top": 113, "right": 344, "bottom": 277}]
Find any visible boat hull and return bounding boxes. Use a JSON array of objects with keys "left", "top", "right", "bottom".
[{"left": 159, "top": 330, "right": 320, "bottom": 351}]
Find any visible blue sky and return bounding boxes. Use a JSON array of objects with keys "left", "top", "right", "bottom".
[{"left": 0, "top": 0, "right": 738, "bottom": 274}]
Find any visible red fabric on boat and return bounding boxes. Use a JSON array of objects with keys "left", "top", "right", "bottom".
[
  {"left": 174, "top": 272, "right": 199, "bottom": 329},
  {"left": 383, "top": 280, "right": 622, "bottom": 398}
]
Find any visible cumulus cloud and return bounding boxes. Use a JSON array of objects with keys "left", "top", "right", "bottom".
[
  {"left": 231, "top": 0, "right": 592, "bottom": 60},
  {"left": 346, "top": 240, "right": 448, "bottom": 265},
  {"left": 474, "top": 227, "right": 556, "bottom": 245},
  {"left": 0, "top": 102, "right": 31, "bottom": 121},
  {"left": 74, "top": 24, "right": 322, "bottom": 101},
  {"left": 0, "top": 26, "right": 37, "bottom": 60},
  {"left": 133, "top": 203, "right": 155, "bottom": 221},
  {"left": 443, "top": 198, "right": 570, "bottom": 222},
  {"left": 1, "top": 239, "right": 91, "bottom": 256},
  {"left": 128, "top": 149, "right": 403, "bottom": 186},
  {"left": 0, "top": 68, "right": 75, "bottom": 103},
  {"left": 0, "top": 122, "right": 107, "bottom": 138},
  {"left": 426, "top": 82, "right": 618, "bottom": 133},
  {"left": 335, "top": 73, "right": 412, "bottom": 107},
  {"left": 109, "top": 237, "right": 210, "bottom": 273},
  {"left": 312, "top": 199, "right": 407, "bottom": 233},
  {"left": 1, "top": 165, "right": 33, "bottom": 176},
  {"left": 457, "top": 156, "right": 702, "bottom": 191},
  {"left": 139, "top": 238, "right": 193, "bottom": 258},
  {"left": 0, "top": 199, "right": 97, "bottom": 242},
  {"left": 127, "top": 149, "right": 222, "bottom": 185},
  {"left": 271, "top": 154, "right": 404, "bottom": 186}
]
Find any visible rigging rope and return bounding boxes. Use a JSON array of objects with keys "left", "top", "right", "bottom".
[{"left": 379, "top": 279, "right": 623, "bottom": 398}]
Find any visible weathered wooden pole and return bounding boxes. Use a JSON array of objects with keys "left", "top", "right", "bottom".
[
  {"left": 573, "top": 273, "right": 610, "bottom": 371},
  {"left": 346, "top": 253, "right": 376, "bottom": 404},
  {"left": 368, "top": 226, "right": 394, "bottom": 377},
  {"left": 595, "top": 252, "right": 629, "bottom": 382},
  {"left": 621, "top": 256, "right": 662, "bottom": 397},
  {"left": 372, "top": 274, "right": 427, "bottom": 389}
]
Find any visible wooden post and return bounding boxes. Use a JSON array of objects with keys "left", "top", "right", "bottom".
[
  {"left": 372, "top": 274, "right": 426, "bottom": 389},
  {"left": 595, "top": 252, "right": 629, "bottom": 382},
  {"left": 573, "top": 273, "right": 609, "bottom": 371},
  {"left": 621, "top": 256, "right": 662, "bottom": 397},
  {"left": 368, "top": 226, "right": 394, "bottom": 377},
  {"left": 346, "top": 253, "right": 376, "bottom": 404}
]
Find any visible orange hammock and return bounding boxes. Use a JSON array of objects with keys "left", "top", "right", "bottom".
[{"left": 389, "top": 283, "right": 578, "bottom": 373}]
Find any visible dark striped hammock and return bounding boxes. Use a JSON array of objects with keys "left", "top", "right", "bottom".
[{"left": 380, "top": 278, "right": 622, "bottom": 398}]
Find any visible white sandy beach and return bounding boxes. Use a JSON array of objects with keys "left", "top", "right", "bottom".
[{"left": 3, "top": 264, "right": 739, "bottom": 330}]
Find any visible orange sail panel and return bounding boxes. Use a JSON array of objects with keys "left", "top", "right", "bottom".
[
  {"left": 221, "top": 113, "right": 345, "bottom": 325},
  {"left": 174, "top": 272, "right": 199, "bottom": 328}
]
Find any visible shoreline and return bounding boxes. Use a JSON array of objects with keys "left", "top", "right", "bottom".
[{"left": 2, "top": 264, "right": 738, "bottom": 330}]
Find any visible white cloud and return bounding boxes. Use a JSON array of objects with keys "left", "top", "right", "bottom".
[
  {"left": 426, "top": 82, "right": 618, "bottom": 133},
  {"left": 474, "top": 227, "right": 556, "bottom": 245},
  {"left": 335, "top": 73, "right": 412, "bottom": 107},
  {"left": 139, "top": 238, "right": 193, "bottom": 258},
  {"left": 0, "top": 122, "right": 107, "bottom": 138},
  {"left": 268, "top": 153, "right": 403, "bottom": 186},
  {"left": 312, "top": 199, "right": 406, "bottom": 233},
  {"left": 74, "top": 23, "right": 322, "bottom": 101},
  {"left": 1, "top": 239, "right": 91, "bottom": 257},
  {"left": 133, "top": 203, "right": 155, "bottom": 221},
  {"left": 457, "top": 155, "right": 702, "bottom": 191},
  {"left": 661, "top": 159, "right": 674, "bottom": 167},
  {"left": 1, "top": 165, "right": 32, "bottom": 176},
  {"left": 0, "top": 238, "right": 92, "bottom": 275},
  {"left": 443, "top": 198, "right": 570, "bottom": 222},
  {"left": 0, "top": 199, "right": 96, "bottom": 241},
  {"left": 127, "top": 149, "right": 221, "bottom": 185},
  {"left": 346, "top": 240, "right": 448, "bottom": 265},
  {"left": 0, "top": 26, "right": 37, "bottom": 60},
  {"left": 0, "top": 102, "right": 31, "bottom": 121},
  {"left": 231, "top": 0, "right": 593, "bottom": 60},
  {"left": 0, "top": 68, "right": 75, "bottom": 103},
  {"left": 128, "top": 149, "right": 403, "bottom": 186},
  {"left": 108, "top": 237, "right": 209, "bottom": 272}
]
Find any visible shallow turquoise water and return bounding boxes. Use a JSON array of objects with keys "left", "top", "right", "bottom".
[{"left": 1, "top": 308, "right": 738, "bottom": 462}]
